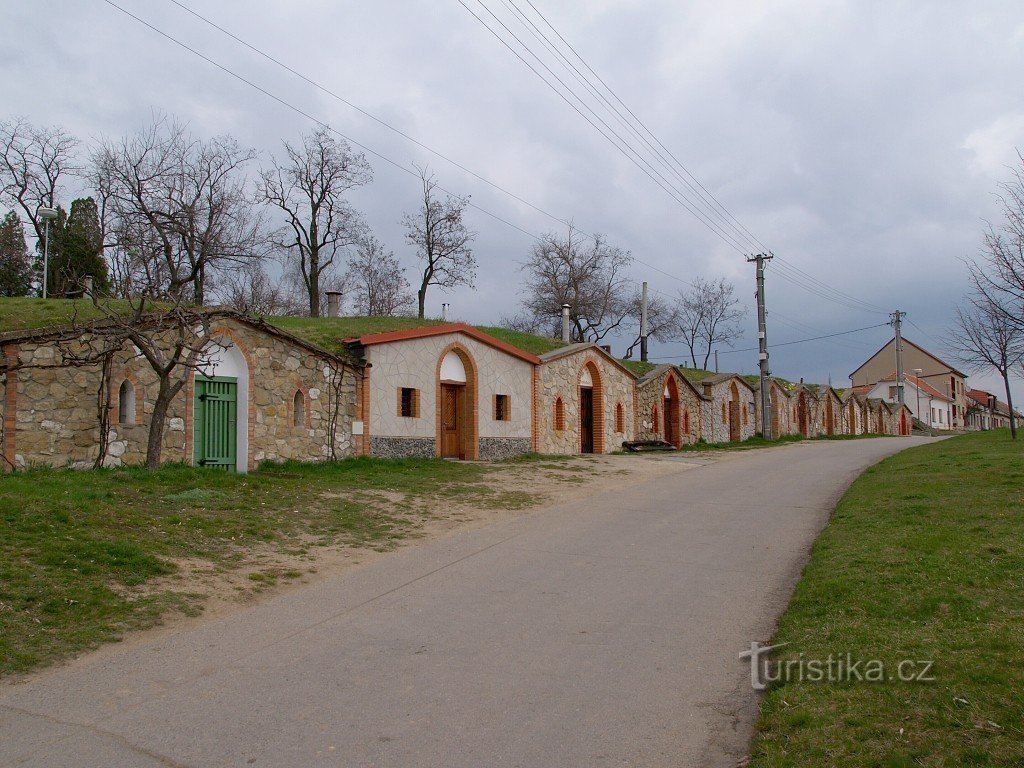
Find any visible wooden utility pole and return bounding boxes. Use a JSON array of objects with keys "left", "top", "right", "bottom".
[{"left": 748, "top": 253, "right": 774, "bottom": 439}]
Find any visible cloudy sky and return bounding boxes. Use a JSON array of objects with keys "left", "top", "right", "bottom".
[{"left": 4, "top": 0, "right": 1023, "bottom": 398}]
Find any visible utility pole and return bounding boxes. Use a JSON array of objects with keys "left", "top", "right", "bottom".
[
  {"left": 891, "top": 310, "right": 906, "bottom": 405},
  {"left": 640, "top": 281, "right": 649, "bottom": 363},
  {"left": 748, "top": 253, "right": 774, "bottom": 439}
]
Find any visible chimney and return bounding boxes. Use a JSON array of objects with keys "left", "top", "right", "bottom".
[
  {"left": 561, "top": 303, "right": 571, "bottom": 344},
  {"left": 441, "top": 303, "right": 449, "bottom": 322},
  {"left": 326, "top": 291, "right": 342, "bottom": 318},
  {"left": 82, "top": 274, "right": 94, "bottom": 297}
]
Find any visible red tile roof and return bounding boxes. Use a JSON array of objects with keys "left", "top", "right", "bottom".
[
  {"left": 878, "top": 371, "right": 951, "bottom": 401},
  {"left": 350, "top": 322, "right": 541, "bottom": 365}
]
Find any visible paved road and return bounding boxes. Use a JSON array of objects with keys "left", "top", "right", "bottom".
[{"left": 0, "top": 437, "right": 932, "bottom": 767}]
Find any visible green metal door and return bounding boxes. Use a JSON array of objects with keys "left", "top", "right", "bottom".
[{"left": 194, "top": 376, "right": 238, "bottom": 471}]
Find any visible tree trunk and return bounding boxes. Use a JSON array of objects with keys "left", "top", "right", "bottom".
[
  {"left": 308, "top": 250, "right": 321, "bottom": 317},
  {"left": 1002, "top": 369, "right": 1017, "bottom": 440},
  {"left": 146, "top": 379, "right": 174, "bottom": 470},
  {"left": 417, "top": 285, "right": 427, "bottom": 319},
  {"left": 193, "top": 263, "right": 205, "bottom": 306}
]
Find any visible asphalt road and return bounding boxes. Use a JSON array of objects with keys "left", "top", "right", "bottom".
[{"left": 0, "top": 437, "right": 933, "bottom": 767}]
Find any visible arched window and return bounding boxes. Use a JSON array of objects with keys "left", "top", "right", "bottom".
[
  {"left": 117, "top": 379, "right": 135, "bottom": 425},
  {"left": 615, "top": 402, "right": 625, "bottom": 433},
  {"left": 554, "top": 396, "right": 565, "bottom": 431},
  {"left": 293, "top": 389, "right": 305, "bottom": 427},
  {"left": 651, "top": 405, "right": 659, "bottom": 433}
]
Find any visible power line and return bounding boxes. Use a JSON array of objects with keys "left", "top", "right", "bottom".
[
  {"left": 101, "top": 0, "right": 703, "bottom": 298},
  {"left": 649, "top": 322, "right": 890, "bottom": 360}
]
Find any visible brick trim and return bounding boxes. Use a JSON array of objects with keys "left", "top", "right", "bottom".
[
  {"left": 356, "top": 323, "right": 541, "bottom": 365},
  {"left": 531, "top": 365, "right": 540, "bottom": 452},
  {"left": 358, "top": 362, "right": 372, "bottom": 456},
  {"left": 3, "top": 343, "right": 18, "bottom": 471},
  {"left": 579, "top": 357, "right": 605, "bottom": 453},
  {"left": 435, "top": 343, "right": 479, "bottom": 460}
]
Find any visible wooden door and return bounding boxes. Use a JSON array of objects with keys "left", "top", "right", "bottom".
[
  {"left": 798, "top": 393, "right": 809, "bottom": 437},
  {"left": 440, "top": 383, "right": 463, "bottom": 458},
  {"left": 580, "top": 386, "right": 595, "bottom": 453},
  {"left": 664, "top": 396, "right": 679, "bottom": 447},
  {"left": 728, "top": 400, "right": 741, "bottom": 442},
  {"left": 194, "top": 376, "right": 238, "bottom": 471},
  {"left": 825, "top": 402, "right": 834, "bottom": 435}
]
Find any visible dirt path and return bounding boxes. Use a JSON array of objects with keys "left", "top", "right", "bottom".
[{"left": 96, "top": 453, "right": 710, "bottom": 655}]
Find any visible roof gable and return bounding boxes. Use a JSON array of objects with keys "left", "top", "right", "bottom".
[
  {"left": 353, "top": 322, "right": 540, "bottom": 365},
  {"left": 538, "top": 342, "right": 638, "bottom": 379}
]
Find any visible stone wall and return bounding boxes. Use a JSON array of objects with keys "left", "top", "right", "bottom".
[
  {"left": 537, "top": 348, "right": 635, "bottom": 454},
  {"left": 700, "top": 377, "right": 756, "bottom": 443},
  {"left": 478, "top": 437, "right": 532, "bottom": 460},
  {"left": 2, "top": 317, "right": 359, "bottom": 471},
  {"left": 636, "top": 368, "right": 703, "bottom": 445},
  {"left": 369, "top": 436, "right": 435, "bottom": 458}
]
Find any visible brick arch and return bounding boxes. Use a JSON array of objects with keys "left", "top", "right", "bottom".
[
  {"left": 663, "top": 372, "right": 682, "bottom": 447},
  {"left": 578, "top": 358, "right": 605, "bottom": 453},
  {"left": 435, "top": 342, "right": 479, "bottom": 460}
]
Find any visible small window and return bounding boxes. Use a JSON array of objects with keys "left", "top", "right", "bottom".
[
  {"left": 683, "top": 407, "right": 691, "bottom": 434},
  {"left": 721, "top": 402, "right": 727, "bottom": 423},
  {"left": 399, "top": 387, "right": 419, "bottom": 418},
  {"left": 615, "top": 402, "right": 625, "bottom": 433},
  {"left": 293, "top": 389, "right": 305, "bottom": 427},
  {"left": 117, "top": 379, "right": 135, "bottom": 425},
  {"left": 888, "top": 386, "right": 898, "bottom": 400},
  {"left": 554, "top": 396, "right": 565, "bottom": 431},
  {"left": 494, "top": 394, "right": 510, "bottom": 421}
]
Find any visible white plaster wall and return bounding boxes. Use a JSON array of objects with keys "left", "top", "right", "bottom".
[{"left": 367, "top": 333, "right": 533, "bottom": 440}]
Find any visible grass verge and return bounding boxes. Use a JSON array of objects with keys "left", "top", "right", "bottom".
[
  {"left": 0, "top": 456, "right": 538, "bottom": 678},
  {"left": 747, "top": 430, "right": 1024, "bottom": 766}
]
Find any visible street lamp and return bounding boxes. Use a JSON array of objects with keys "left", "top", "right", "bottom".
[
  {"left": 913, "top": 368, "right": 923, "bottom": 426},
  {"left": 37, "top": 207, "right": 58, "bottom": 299}
]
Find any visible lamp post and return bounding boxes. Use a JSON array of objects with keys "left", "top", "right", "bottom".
[
  {"left": 912, "top": 368, "right": 923, "bottom": 426},
  {"left": 37, "top": 207, "right": 58, "bottom": 299}
]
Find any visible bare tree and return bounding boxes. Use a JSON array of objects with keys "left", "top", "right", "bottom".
[
  {"left": 94, "top": 115, "right": 263, "bottom": 304},
  {"left": 971, "top": 151, "right": 1024, "bottom": 330},
  {"left": 259, "top": 127, "right": 371, "bottom": 317},
  {"left": 674, "top": 277, "right": 747, "bottom": 370},
  {"left": 215, "top": 261, "right": 297, "bottom": 316},
  {"left": 951, "top": 273, "right": 1024, "bottom": 439},
  {"left": 0, "top": 117, "right": 80, "bottom": 245},
  {"left": 622, "top": 290, "right": 681, "bottom": 359},
  {"left": 402, "top": 166, "right": 476, "bottom": 318},
  {"left": 346, "top": 234, "right": 414, "bottom": 316}
]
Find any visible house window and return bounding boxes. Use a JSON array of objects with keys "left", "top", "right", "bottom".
[
  {"left": 398, "top": 387, "right": 420, "bottom": 418},
  {"left": 554, "top": 396, "right": 565, "bottom": 431},
  {"left": 615, "top": 402, "right": 625, "bottom": 433},
  {"left": 117, "top": 379, "right": 135, "bottom": 425},
  {"left": 888, "top": 386, "right": 898, "bottom": 400},
  {"left": 494, "top": 394, "right": 510, "bottom": 421},
  {"left": 293, "top": 389, "right": 305, "bottom": 427}
]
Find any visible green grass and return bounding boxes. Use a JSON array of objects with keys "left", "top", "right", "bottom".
[
  {"left": 475, "top": 325, "right": 565, "bottom": 356},
  {"left": 748, "top": 430, "right": 1024, "bottom": 766},
  {"left": 0, "top": 297, "right": 151, "bottom": 334},
  {"left": 0, "top": 456, "right": 538, "bottom": 678}
]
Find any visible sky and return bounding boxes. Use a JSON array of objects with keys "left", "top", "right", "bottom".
[{"left": 3, "top": 0, "right": 1023, "bottom": 400}]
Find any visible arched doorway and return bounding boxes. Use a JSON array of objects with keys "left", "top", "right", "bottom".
[
  {"left": 797, "top": 391, "right": 809, "bottom": 437},
  {"left": 195, "top": 336, "right": 250, "bottom": 473},
  {"left": 848, "top": 401, "right": 857, "bottom": 435},
  {"left": 728, "top": 382, "right": 741, "bottom": 442},
  {"left": 771, "top": 389, "right": 782, "bottom": 438},
  {"left": 899, "top": 409, "right": 909, "bottom": 435},
  {"left": 579, "top": 361, "right": 603, "bottom": 454},
  {"left": 825, "top": 398, "right": 835, "bottom": 435},
  {"left": 437, "top": 346, "right": 478, "bottom": 460},
  {"left": 663, "top": 376, "right": 680, "bottom": 447}
]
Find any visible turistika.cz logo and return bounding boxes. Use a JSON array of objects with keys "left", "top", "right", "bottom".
[{"left": 739, "top": 642, "right": 935, "bottom": 690}]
